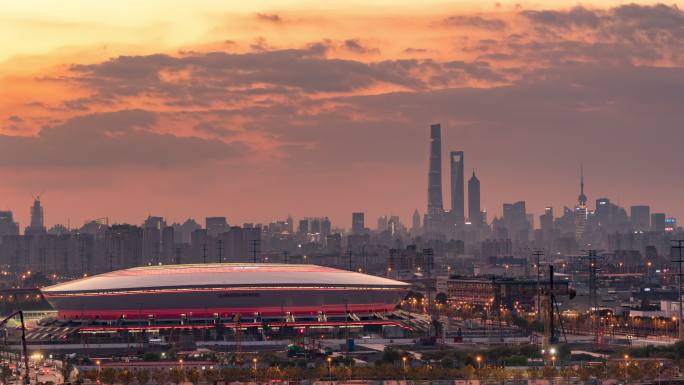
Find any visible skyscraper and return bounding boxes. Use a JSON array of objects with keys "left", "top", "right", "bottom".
[
  {"left": 427, "top": 124, "right": 443, "bottom": 215},
  {"left": 574, "top": 166, "right": 588, "bottom": 240},
  {"left": 206, "top": 217, "right": 228, "bottom": 237},
  {"left": 377, "top": 216, "right": 389, "bottom": 232},
  {"left": 352, "top": 212, "right": 365, "bottom": 235},
  {"left": 630, "top": 205, "right": 650, "bottom": 231},
  {"left": 467, "top": 169, "right": 480, "bottom": 226},
  {"left": 297, "top": 219, "right": 309, "bottom": 235},
  {"left": 25, "top": 197, "right": 46, "bottom": 235},
  {"left": 503, "top": 201, "right": 528, "bottom": 240},
  {"left": 450, "top": 151, "right": 465, "bottom": 223},
  {"left": 595, "top": 198, "right": 611, "bottom": 226},
  {"left": 651, "top": 213, "right": 666, "bottom": 232},
  {"left": 540, "top": 207, "right": 554, "bottom": 234},
  {"left": 0, "top": 211, "right": 19, "bottom": 241},
  {"left": 412, "top": 209, "right": 421, "bottom": 232}
]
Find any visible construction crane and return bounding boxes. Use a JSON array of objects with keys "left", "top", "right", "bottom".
[{"left": 0, "top": 310, "right": 30, "bottom": 385}]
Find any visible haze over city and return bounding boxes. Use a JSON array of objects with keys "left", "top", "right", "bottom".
[
  {"left": 2, "top": 1, "right": 684, "bottom": 228},
  {"left": 4, "top": 2, "right": 684, "bottom": 385}
]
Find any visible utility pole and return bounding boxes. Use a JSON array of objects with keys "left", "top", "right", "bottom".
[
  {"left": 251, "top": 239, "right": 260, "bottom": 263},
  {"left": 80, "top": 237, "right": 86, "bottom": 276},
  {"left": 533, "top": 248, "right": 545, "bottom": 321},
  {"left": 217, "top": 239, "right": 224, "bottom": 263},
  {"left": 672, "top": 240, "right": 684, "bottom": 340},
  {"left": 585, "top": 249, "right": 600, "bottom": 346}
]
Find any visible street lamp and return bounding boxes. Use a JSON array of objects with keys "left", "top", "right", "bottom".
[
  {"left": 252, "top": 357, "right": 258, "bottom": 384},
  {"left": 624, "top": 354, "right": 629, "bottom": 381},
  {"left": 178, "top": 359, "right": 183, "bottom": 370},
  {"left": 476, "top": 356, "right": 482, "bottom": 370},
  {"left": 96, "top": 360, "right": 101, "bottom": 382},
  {"left": 402, "top": 356, "right": 408, "bottom": 380},
  {"left": 327, "top": 357, "right": 333, "bottom": 383}
]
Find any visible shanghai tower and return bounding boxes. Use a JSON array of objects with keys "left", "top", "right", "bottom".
[{"left": 427, "top": 124, "right": 443, "bottom": 215}]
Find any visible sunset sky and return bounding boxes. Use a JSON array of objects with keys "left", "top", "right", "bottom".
[{"left": 1, "top": 1, "right": 683, "bottom": 229}]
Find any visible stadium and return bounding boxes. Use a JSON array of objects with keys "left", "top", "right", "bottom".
[
  {"left": 42, "top": 263, "right": 410, "bottom": 320},
  {"left": 32, "top": 264, "right": 427, "bottom": 345}
]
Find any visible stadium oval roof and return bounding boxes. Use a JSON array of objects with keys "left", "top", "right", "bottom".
[{"left": 42, "top": 263, "right": 410, "bottom": 294}]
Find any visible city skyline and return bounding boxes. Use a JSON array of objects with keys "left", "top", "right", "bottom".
[
  {"left": 2, "top": 1, "right": 684, "bottom": 228},
  {"left": 0, "top": 143, "right": 677, "bottom": 233},
  {"left": 2, "top": 3, "right": 684, "bottom": 377}
]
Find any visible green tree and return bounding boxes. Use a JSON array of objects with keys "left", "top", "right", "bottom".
[
  {"left": 118, "top": 370, "right": 134, "bottom": 385},
  {"left": 1, "top": 365, "right": 12, "bottom": 385},
  {"left": 541, "top": 366, "right": 557, "bottom": 379},
  {"left": 379, "top": 347, "right": 403, "bottom": 365},
  {"left": 142, "top": 353, "right": 160, "bottom": 361},
  {"left": 151, "top": 369, "right": 167, "bottom": 385},
  {"left": 135, "top": 369, "right": 150, "bottom": 385},
  {"left": 100, "top": 368, "right": 118, "bottom": 385},
  {"left": 83, "top": 370, "right": 99, "bottom": 383},
  {"left": 60, "top": 362, "right": 75, "bottom": 385},
  {"left": 185, "top": 368, "right": 201, "bottom": 385},
  {"left": 169, "top": 368, "right": 184, "bottom": 385},
  {"left": 203, "top": 368, "right": 218, "bottom": 385}
]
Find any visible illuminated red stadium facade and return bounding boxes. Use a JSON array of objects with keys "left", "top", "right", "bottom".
[{"left": 41, "top": 263, "right": 410, "bottom": 321}]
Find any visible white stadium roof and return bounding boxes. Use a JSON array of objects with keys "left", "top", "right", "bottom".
[{"left": 42, "top": 263, "right": 410, "bottom": 294}]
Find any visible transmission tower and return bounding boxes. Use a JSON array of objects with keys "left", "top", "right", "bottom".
[
  {"left": 583, "top": 249, "right": 600, "bottom": 346},
  {"left": 217, "top": 239, "right": 224, "bottom": 263},
  {"left": 672, "top": 240, "right": 684, "bottom": 340},
  {"left": 250, "top": 239, "right": 260, "bottom": 263},
  {"left": 532, "top": 248, "right": 545, "bottom": 321}
]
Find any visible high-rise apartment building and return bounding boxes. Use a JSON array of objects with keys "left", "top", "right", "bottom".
[
  {"left": 352, "top": 212, "right": 365, "bottom": 235},
  {"left": 630, "top": 205, "right": 650, "bottom": 231},
  {"left": 651, "top": 213, "right": 666, "bottom": 232},
  {"left": 206, "top": 217, "right": 228, "bottom": 237}
]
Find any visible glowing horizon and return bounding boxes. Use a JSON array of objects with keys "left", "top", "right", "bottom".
[{"left": 1, "top": 1, "right": 684, "bottom": 228}]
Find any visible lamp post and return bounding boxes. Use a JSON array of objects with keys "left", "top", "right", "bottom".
[
  {"left": 476, "top": 356, "right": 482, "bottom": 370},
  {"left": 658, "top": 361, "right": 663, "bottom": 385},
  {"left": 96, "top": 360, "right": 101, "bottom": 383},
  {"left": 402, "top": 356, "right": 407, "bottom": 380},
  {"left": 624, "top": 354, "right": 629, "bottom": 382},
  {"left": 252, "top": 357, "right": 258, "bottom": 384},
  {"left": 178, "top": 359, "right": 183, "bottom": 370},
  {"left": 327, "top": 357, "right": 332, "bottom": 384}
]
